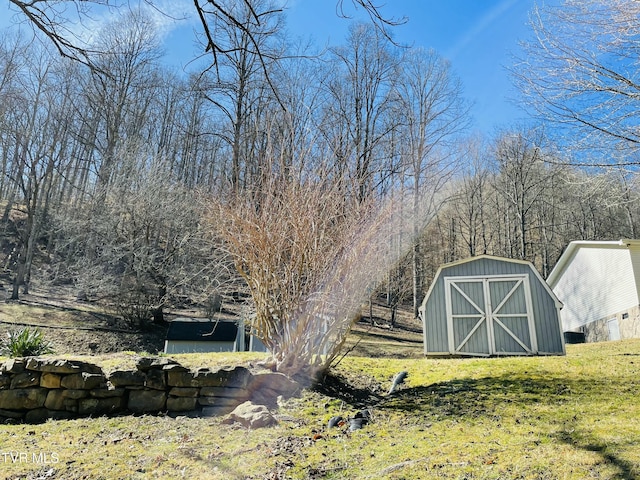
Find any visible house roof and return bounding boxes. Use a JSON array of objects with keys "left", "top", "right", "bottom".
[
  {"left": 546, "top": 239, "right": 640, "bottom": 288},
  {"left": 166, "top": 319, "right": 238, "bottom": 342}
]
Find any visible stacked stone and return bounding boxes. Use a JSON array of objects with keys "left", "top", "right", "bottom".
[
  {"left": 0, "top": 358, "right": 108, "bottom": 423},
  {"left": 0, "top": 356, "right": 298, "bottom": 424}
]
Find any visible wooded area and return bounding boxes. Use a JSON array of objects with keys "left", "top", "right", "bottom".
[{"left": 1, "top": 0, "right": 639, "bottom": 376}]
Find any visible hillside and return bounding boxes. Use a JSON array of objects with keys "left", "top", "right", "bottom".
[
  {"left": 0, "top": 285, "right": 423, "bottom": 358},
  {"left": 1, "top": 339, "right": 639, "bottom": 479},
  {"left": 2, "top": 286, "right": 639, "bottom": 479},
  {"left": 0, "top": 287, "right": 168, "bottom": 355}
]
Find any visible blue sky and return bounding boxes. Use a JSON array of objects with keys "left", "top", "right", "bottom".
[
  {"left": 2, "top": 0, "right": 536, "bottom": 136},
  {"left": 283, "top": 0, "right": 536, "bottom": 136}
]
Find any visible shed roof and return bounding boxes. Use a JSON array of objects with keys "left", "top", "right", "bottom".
[
  {"left": 166, "top": 319, "right": 238, "bottom": 342},
  {"left": 423, "top": 255, "right": 563, "bottom": 310}
]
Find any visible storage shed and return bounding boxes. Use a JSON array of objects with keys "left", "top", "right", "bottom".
[
  {"left": 164, "top": 318, "right": 244, "bottom": 354},
  {"left": 419, "top": 255, "right": 564, "bottom": 357},
  {"left": 547, "top": 239, "right": 640, "bottom": 342}
]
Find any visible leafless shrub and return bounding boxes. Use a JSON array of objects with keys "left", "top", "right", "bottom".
[
  {"left": 55, "top": 154, "right": 236, "bottom": 323},
  {"left": 112, "top": 288, "right": 155, "bottom": 331},
  {"left": 209, "top": 175, "right": 422, "bottom": 382}
]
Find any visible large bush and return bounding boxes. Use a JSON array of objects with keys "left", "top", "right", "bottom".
[{"left": 211, "top": 177, "right": 416, "bottom": 382}]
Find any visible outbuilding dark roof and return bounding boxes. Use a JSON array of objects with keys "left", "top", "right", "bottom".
[{"left": 166, "top": 319, "right": 238, "bottom": 342}]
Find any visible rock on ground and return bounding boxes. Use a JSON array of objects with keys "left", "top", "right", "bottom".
[{"left": 224, "top": 401, "right": 277, "bottom": 429}]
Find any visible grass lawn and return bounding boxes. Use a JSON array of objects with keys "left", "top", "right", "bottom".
[{"left": 1, "top": 339, "right": 640, "bottom": 479}]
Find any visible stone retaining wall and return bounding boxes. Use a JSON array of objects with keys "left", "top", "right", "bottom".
[{"left": 0, "top": 356, "right": 298, "bottom": 424}]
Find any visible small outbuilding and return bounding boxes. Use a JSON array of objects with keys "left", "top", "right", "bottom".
[
  {"left": 419, "top": 255, "right": 564, "bottom": 357},
  {"left": 547, "top": 239, "right": 640, "bottom": 343},
  {"left": 164, "top": 318, "right": 244, "bottom": 354}
]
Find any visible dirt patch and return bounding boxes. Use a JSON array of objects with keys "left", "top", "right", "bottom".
[{"left": 0, "top": 288, "right": 168, "bottom": 355}]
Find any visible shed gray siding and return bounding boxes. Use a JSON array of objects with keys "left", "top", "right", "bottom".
[
  {"left": 163, "top": 319, "right": 242, "bottom": 354},
  {"left": 164, "top": 340, "right": 238, "bottom": 354},
  {"left": 421, "top": 256, "right": 564, "bottom": 356}
]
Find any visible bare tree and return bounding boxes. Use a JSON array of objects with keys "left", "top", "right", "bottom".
[
  {"left": 161, "top": 73, "right": 227, "bottom": 190},
  {"left": 60, "top": 155, "right": 230, "bottom": 327},
  {"left": 0, "top": 31, "right": 29, "bottom": 205},
  {"left": 449, "top": 138, "right": 493, "bottom": 258},
  {"left": 74, "top": 9, "right": 163, "bottom": 190},
  {"left": 0, "top": 42, "right": 77, "bottom": 299},
  {"left": 195, "top": 0, "right": 406, "bottom": 75},
  {"left": 491, "top": 128, "right": 555, "bottom": 260},
  {"left": 258, "top": 41, "right": 325, "bottom": 183},
  {"left": 211, "top": 176, "right": 420, "bottom": 381},
  {"left": 196, "top": 0, "right": 284, "bottom": 193},
  {"left": 559, "top": 169, "right": 640, "bottom": 242},
  {"left": 322, "top": 22, "right": 401, "bottom": 202},
  {"left": 7, "top": 0, "right": 403, "bottom": 78},
  {"left": 515, "top": 0, "right": 640, "bottom": 163},
  {"left": 6, "top": 0, "right": 113, "bottom": 70},
  {"left": 395, "top": 47, "right": 470, "bottom": 316}
]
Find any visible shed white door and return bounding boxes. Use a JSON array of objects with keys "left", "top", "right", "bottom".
[{"left": 444, "top": 275, "right": 538, "bottom": 356}]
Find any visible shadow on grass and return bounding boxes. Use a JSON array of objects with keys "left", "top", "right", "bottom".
[
  {"left": 378, "top": 374, "right": 599, "bottom": 417},
  {"left": 556, "top": 429, "right": 639, "bottom": 480},
  {"left": 314, "top": 372, "right": 384, "bottom": 408},
  {"left": 352, "top": 329, "right": 423, "bottom": 345},
  {"left": 316, "top": 373, "right": 583, "bottom": 412},
  {"left": 376, "top": 375, "right": 638, "bottom": 478}
]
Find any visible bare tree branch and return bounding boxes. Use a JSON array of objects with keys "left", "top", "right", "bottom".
[
  {"left": 513, "top": 0, "right": 640, "bottom": 164},
  {"left": 336, "top": 0, "right": 408, "bottom": 45},
  {"left": 7, "top": 0, "right": 122, "bottom": 74},
  {"left": 8, "top": 0, "right": 404, "bottom": 95}
]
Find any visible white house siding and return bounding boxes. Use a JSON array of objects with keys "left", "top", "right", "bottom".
[
  {"left": 629, "top": 243, "right": 640, "bottom": 295},
  {"left": 551, "top": 242, "right": 639, "bottom": 331}
]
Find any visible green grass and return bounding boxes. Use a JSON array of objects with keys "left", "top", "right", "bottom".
[{"left": 1, "top": 340, "right": 640, "bottom": 479}]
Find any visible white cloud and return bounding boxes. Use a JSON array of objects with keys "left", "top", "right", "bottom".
[
  {"left": 27, "top": 0, "right": 199, "bottom": 48},
  {"left": 445, "top": 0, "right": 518, "bottom": 61},
  {"left": 145, "top": 0, "right": 198, "bottom": 40}
]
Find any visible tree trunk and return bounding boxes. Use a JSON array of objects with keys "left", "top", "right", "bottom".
[
  {"left": 11, "top": 245, "right": 26, "bottom": 300},
  {"left": 152, "top": 284, "right": 167, "bottom": 324}
]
